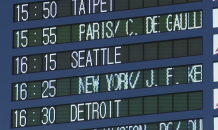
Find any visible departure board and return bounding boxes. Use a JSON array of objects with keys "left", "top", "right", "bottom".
[
  {"left": 1, "top": 0, "right": 215, "bottom": 130},
  {"left": 13, "top": 10, "right": 202, "bottom": 48},
  {"left": 84, "top": 118, "right": 203, "bottom": 130},
  {"left": 14, "top": 0, "right": 202, "bottom": 22},
  {"left": 11, "top": 91, "right": 202, "bottom": 128},
  {"left": 13, "top": 37, "right": 202, "bottom": 74},
  {"left": 12, "top": 64, "right": 202, "bottom": 101}
]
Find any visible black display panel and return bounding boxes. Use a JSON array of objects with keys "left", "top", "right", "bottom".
[
  {"left": 13, "top": 11, "right": 202, "bottom": 48},
  {"left": 14, "top": 0, "right": 202, "bottom": 22},
  {"left": 13, "top": 37, "right": 202, "bottom": 75},
  {"left": 83, "top": 118, "right": 203, "bottom": 130},
  {"left": 12, "top": 64, "right": 202, "bottom": 101},
  {"left": 11, "top": 91, "right": 202, "bottom": 128}
]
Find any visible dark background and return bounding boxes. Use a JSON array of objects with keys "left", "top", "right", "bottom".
[{"left": 1, "top": 0, "right": 216, "bottom": 129}]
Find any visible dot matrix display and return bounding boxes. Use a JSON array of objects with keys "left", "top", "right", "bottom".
[
  {"left": 84, "top": 118, "right": 203, "bottom": 130},
  {"left": 13, "top": 37, "right": 202, "bottom": 75},
  {"left": 14, "top": 0, "right": 202, "bottom": 22},
  {"left": 11, "top": 91, "right": 203, "bottom": 128},
  {"left": 13, "top": 11, "right": 202, "bottom": 48},
  {"left": 9, "top": 0, "right": 207, "bottom": 129},
  {"left": 12, "top": 64, "right": 202, "bottom": 101}
]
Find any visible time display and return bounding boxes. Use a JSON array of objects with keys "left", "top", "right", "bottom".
[
  {"left": 13, "top": 37, "right": 202, "bottom": 75},
  {"left": 11, "top": 91, "right": 202, "bottom": 128},
  {"left": 14, "top": 10, "right": 202, "bottom": 48},
  {"left": 14, "top": 0, "right": 202, "bottom": 22},
  {"left": 12, "top": 64, "right": 202, "bottom": 101},
  {"left": 13, "top": 46, "right": 121, "bottom": 75},
  {"left": 85, "top": 118, "right": 203, "bottom": 130}
]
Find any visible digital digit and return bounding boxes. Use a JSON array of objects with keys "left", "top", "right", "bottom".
[
  {"left": 44, "top": 54, "right": 48, "bottom": 71},
  {"left": 43, "top": 1, "right": 57, "bottom": 19},
  {"left": 20, "top": 110, "right": 27, "bottom": 127},
  {"left": 44, "top": 53, "right": 56, "bottom": 71},
  {"left": 16, "top": 5, "right": 20, "bottom": 22},
  {"left": 16, "top": 4, "right": 29, "bottom": 22},
  {"left": 48, "top": 80, "right": 56, "bottom": 97},
  {"left": 50, "top": 27, "right": 56, "bottom": 44},
  {"left": 15, "top": 57, "right": 19, "bottom": 74},
  {"left": 21, "top": 57, "right": 28, "bottom": 73},
  {"left": 16, "top": 30, "right": 28, "bottom": 48},
  {"left": 41, "top": 107, "right": 56, "bottom": 125},
  {"left": 20, "top": 30, "right": 28, "bottom": 47},
  {"left": 41, "top": 107, "right": 48, "bottom": 124},
  {"left": 43, "top": 27, "right": 57, "bottom": 45},
  {"left": 43, "top": 28, "right": 50, "bottom": 45},
  {"left": 14, "top": 110, "right": 27, "bottom": 127},
  {"left": 15, "top": 84, "right": 19, "bottom": 101},
  {"left": 42, "top": 81, "right": 49, "bottom": 98},
  {"left": 14, "top": 111, "right": 18, "bottom": 127},
  {"left": 49, "top": 53, "right": 56, "bottom": 70},
  {"left": 20, "top": 83, "right": 27, "bottom": 100},
  {"left": 21, "top": 4, "right": 28, "bottom": 21},
  {"left": 14, "top": 83, "right": 27, "bottom": 101},
  {"left": 43, "top": 2, "right": 50, "bottom": 19},
  {"left": 50, "top": 1, "right": 57, "bottom": 18},
  {"left": 15, "top": 57, "right": 28, "bottom": 74},
  {"left": 42, "top": 80, "right": 56, "bottom": 98},
  {"left": 49, "top": 107, "right": 55, "bottom": 123},
  {"left": 16, "top": 31, "right": 19, "bottom": 48}
]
